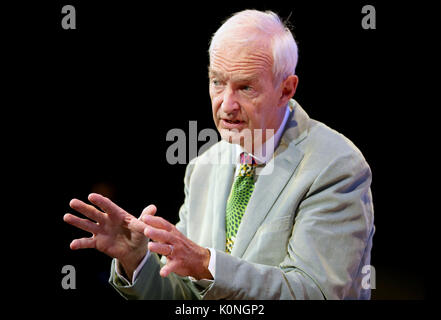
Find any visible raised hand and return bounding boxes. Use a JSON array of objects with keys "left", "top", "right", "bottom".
[
  {"left": 63, "top": 193, "right": 156, "bottom": 280},
  {"left": 142, "top": 214, "right": 213, "bottom": 280}
]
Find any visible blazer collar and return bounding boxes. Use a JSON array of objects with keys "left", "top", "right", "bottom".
[{"left": 280, "top": 99, "right": 310, "bottom": 148}]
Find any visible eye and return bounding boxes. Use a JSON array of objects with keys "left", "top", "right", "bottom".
[{"left": 240, "top": 85, "right": 252, "bottom": 91}]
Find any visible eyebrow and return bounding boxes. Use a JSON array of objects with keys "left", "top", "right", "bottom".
[
  {"left": 208, "top": 68, "right": 259, "bottom": 83},
  {"left": 208, "top": 69, "right": 223, "bottom": 79}
]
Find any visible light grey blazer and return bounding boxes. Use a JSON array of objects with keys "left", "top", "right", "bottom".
[{"left": 109, "top": 100, "right": 375, "bottom": 300}]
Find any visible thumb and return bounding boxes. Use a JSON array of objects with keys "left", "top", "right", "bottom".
[
  {"left": 139, "top": 204, "right": 157, "bottom": 220},
  {"left": 160, "top": 264, "right": 173, "bottom": 278},
  {"left": 127, "top": 205, "right": 157, "bottom": 233}
]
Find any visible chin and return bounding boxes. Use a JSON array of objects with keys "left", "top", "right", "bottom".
[
  {"left": 219, "top": 129, "right": 253, "bottom": 150},
  {"left": 219, "top": 129, "right": 239, "bottom": 144}
]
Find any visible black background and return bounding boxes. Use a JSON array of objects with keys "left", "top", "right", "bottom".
[{"left": 12, "top": 0, "right": 437, "bottom": 306}]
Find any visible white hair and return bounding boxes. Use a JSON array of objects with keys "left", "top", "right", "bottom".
[{"left": 209, "top": 10, "right": 298, "bottom": 87}]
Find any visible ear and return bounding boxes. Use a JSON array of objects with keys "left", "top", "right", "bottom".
[{"left": 278, "top": 75, "right": 299, "bottom": 108}]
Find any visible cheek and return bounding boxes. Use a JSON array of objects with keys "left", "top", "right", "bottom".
[
  {"left": 241, "top": 102, "right": 260, "bottom": 127},
  {"left": 210, "top": 95, "right": 222, "bottom": 122}
]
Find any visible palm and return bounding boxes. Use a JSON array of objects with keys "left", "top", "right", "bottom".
[{"left": 94, "top": 212, "right": 147, "bottom": 260}]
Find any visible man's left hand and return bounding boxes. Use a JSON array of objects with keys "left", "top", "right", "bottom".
[{"left": 142, "top": 214, "right": 213, "bottom": 280}]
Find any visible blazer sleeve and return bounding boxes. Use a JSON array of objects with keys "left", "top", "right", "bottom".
[
  {"left": 202, "top": 151, "right": 375, "bottom": 300},
  {"left": 108, "top": 162, "right": 202, "bottom": 300},
  {"left": 108, "top": 254, "right": 201, "bottom": 300}
]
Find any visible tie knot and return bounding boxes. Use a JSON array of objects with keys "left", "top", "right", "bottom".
[
  {"left": 239, "top": 153, "right": 257, "bottom": 177},
  {"left": 240, "top": 152, "right": 256, "bottom": 165}
]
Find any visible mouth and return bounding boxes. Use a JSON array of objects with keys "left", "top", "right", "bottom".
[
  {"left": 220, "top": 119, "right": 246, "bottom": 129},
  {"left": 224, "top": 119, "right": 242, "bottom": 124}
]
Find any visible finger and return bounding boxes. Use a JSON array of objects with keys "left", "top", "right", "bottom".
[
  {"left": 144, "top": 226, "right": 172, "bottom": 244},
  {"left": 148, "top": 242, "right": 173, "bottom": 256},
  {"left": 142, "top": 215, "right": 173, "bottom": 232},
  {"left": 160, "top": 264, "right": 174, "bottom": 278},
  {"left": 70, "top": 198, "right": 105, "bottom": 223},
  {"left": 88, "top": 193, "right": 125, "bottom": 217},
  {"left": 70, "top": 237, "right": 95, "bottom": 250},
  {"left": 63, "top": 213, "right": 100, "bottom": 234}
]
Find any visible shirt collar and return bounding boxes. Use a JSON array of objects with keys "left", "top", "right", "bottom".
[{"left": 235, "top": 105, "right": 290, "bottom": 165}]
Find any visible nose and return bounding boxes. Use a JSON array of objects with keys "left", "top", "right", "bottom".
[{"left": 221, "top": 87, "right": 240, "bottom": 115}]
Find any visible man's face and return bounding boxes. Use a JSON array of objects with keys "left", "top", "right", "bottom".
[{"left": 209, "top": 39, "right": 285, "bottom": 151}]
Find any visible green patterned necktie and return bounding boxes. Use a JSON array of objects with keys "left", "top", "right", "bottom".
[{"left": 225, "top": 152, "right": 257, "bottom": 254}]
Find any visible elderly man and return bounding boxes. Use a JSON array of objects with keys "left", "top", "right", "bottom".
[{"left": 64, "top": 9, "right": 374, "bottom": 299}]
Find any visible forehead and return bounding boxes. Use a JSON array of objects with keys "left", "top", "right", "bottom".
[{"left": 209, "top": 41, "right": 273, "bottom": 80}]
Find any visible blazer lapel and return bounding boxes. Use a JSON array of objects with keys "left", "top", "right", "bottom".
[
  {"left": 231, "top": 100, "right": 309, "bottom": 258},
  {"left": 211, "top": 142, "right": 235, "bottom": 251}
]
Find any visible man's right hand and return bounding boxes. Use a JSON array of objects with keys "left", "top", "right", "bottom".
[{"left": 63, "top": 193, "right": 156, "bottom": 281}]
